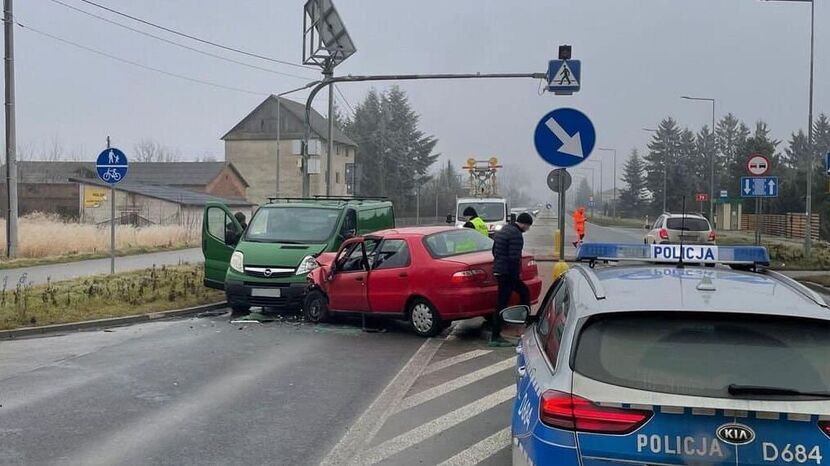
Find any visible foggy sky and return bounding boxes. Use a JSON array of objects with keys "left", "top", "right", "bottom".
[{"left": 7, "top": 0, "right": 828, "bottom": 198}]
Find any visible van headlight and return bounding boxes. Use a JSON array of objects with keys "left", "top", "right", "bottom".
[
  {"left": 494, "top": 224, "right": 503, "bottom": 231},
  {"left": 230, "top": 251, "right": 244, "bottom": 273},
  {"left": 295, "top": 255, "right": 319, "bottom": 275}
]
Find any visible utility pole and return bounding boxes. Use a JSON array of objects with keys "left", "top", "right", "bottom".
[
  {"left": 324, "top": 68, "right": 334, "bottom": 196},
  {"left": 4, "top": 0, "right": 17, "bottom": 258},
  {"left": 275, "top": 81, "right": 320, "bottom": 199},
  {"left": 681, "top": 96, "right": 717, "bottom": 224},
  {"left": 760, "top": 0, "right": 816, "bottom": 256}
]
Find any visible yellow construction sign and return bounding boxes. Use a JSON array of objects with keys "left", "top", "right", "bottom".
[{"left": 84, "top": 186, "right": 108, "bottom": 208}]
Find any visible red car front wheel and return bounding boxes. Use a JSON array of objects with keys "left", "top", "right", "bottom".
[{"left": 304, "top": 290, "right": 330, "bottom": 323}]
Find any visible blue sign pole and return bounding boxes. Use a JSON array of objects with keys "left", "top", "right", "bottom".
[{"left": 96, "top": 143, "right": 129, "bottom": 273}]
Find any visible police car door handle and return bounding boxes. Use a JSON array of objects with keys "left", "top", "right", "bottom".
[{"left": 517, "top": 365, "right": 527, "bottom": 377}]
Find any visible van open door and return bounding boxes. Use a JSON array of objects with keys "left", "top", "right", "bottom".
[{"left": 202, "top": 202, "right": 242, "bottom": 290}]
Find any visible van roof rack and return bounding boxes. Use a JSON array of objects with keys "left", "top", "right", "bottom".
[{"left": 265, "top": 196, "right": 388, "bottom": 204}]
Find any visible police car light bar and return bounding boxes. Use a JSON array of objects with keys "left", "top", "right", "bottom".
[{"left": 576, "top": 243, "right": 770, "bottom": 267}]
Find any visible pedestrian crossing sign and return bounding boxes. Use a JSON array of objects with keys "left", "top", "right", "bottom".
[{"left": 547, "top": 60, "right": 581, "bottom": 94}]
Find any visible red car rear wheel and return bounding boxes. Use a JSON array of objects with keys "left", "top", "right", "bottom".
[{"left": 408, "top": 299, "right": 442, "bottom": 337}]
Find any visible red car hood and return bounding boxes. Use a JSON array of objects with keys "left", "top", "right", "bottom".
[{"left": 315, "top": 252, "right": 337, "bottom": 267}]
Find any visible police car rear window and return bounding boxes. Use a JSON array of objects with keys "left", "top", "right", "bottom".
[
  {"left": 573, "top": 312, "right": 830, "bottom": 399},
  {"left": 666, "top": 218, "right": 709, "bottom": 231}
]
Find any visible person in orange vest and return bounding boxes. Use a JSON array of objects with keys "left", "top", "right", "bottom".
[{"left": 572, "top": 207, "right": 586, "bottom": 248}]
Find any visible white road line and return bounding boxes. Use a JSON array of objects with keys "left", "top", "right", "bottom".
[
  {"left": 422, "top": 349, "right": 493, "bottom": 375},
  {"left": 437, "top": 427, "right": 512, "bottom": 466},
  {"left": 393, "top": 358, "right": 515, "bottom": 414},
  {"left": 319, "top": 337, "right": 443, "bottom": 466},
  {"left": 356, "top": 385, "right": 515, "bottom": 465}
]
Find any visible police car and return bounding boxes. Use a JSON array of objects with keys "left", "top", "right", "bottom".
[{"left": 503, "top": 243, "right": 830, "bottom": 466}]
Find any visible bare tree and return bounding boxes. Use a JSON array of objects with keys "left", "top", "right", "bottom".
[{"left": 134, "top": 138, "right": 180, "bottom": 162}]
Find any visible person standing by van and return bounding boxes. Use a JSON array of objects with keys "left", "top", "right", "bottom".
[
  {"left": 490, "top": 212, "right": 533, "bottom": 347},
  {"left": 462, "top": 207, "right": 489, "bottom": 237}
]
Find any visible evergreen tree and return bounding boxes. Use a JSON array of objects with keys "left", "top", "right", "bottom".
[
  {"left": 618, "top": 149, "right": 648, "bottom": 217},
  {"left": 643, "top": 118, "right": 681, "bottom": 213},
  {"left": 344, "top": 87, "right": 439, "bottom": 212}
]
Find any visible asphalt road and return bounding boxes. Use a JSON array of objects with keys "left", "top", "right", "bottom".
[{"left": 0, "top": 248, "right": 203, "bottom": 287}]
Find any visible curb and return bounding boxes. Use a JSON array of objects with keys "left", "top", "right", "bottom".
[{"left": 0, "top": 302, "right": 228, "bottom": 340}]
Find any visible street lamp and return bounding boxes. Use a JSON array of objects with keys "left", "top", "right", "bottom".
[
  {"left": 583, "top": 159, "right": 603, "bottom": 216},
  {"left": 761, "top": 0, "right": 815, "bottom": 257},
  {"left": 598, "top": 148, "right": 617, "bottom": 217},
  {"left": 681, "top": 96, "right": 716, "bottom": 224},
  {"left": 642, "top": 128, "right": 668, "bottom": 212}
]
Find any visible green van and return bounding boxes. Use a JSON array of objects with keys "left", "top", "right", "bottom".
[{"left": 202, "top": 198, "right": 395, "bottom": 313}]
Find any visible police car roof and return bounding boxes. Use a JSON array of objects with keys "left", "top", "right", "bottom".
[{"left": 568, "top": 264, "right": 830, "bottom": 321}]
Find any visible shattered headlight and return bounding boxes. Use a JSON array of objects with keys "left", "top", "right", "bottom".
[{"left": 295, "top": 255, "right": 320, "bottom": 275}]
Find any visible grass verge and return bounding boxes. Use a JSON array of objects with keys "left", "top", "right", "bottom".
[
  {"left": 589, "top": 215, "right": 647, "bottom": 229},
  {"left": 0, "top": 264, "right": 223, "bottom": 331},
  {"left": 717, "top": 231, "right": 830, "bottom": 270},
  {"left": 0, "top": 244, "right": 196, "bottom": 271}
]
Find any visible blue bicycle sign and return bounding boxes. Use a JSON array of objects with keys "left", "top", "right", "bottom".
[{"left": 96, "top": 148, "right": 128, "bottom": 185}]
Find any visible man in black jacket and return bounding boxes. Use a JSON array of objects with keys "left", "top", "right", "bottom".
[{"left": 490, "top": 212, "right": 533, "bottom": 347}]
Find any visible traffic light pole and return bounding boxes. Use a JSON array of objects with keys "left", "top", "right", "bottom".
[{"left": 300, "top": 72, "right": 547, "bottom": 197}]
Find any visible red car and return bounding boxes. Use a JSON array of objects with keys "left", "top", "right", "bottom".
[{"left": 303, "top": 226, "right": 542, "bottom": 337}]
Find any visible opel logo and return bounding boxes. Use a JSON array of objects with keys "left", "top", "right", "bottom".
[
  {"left": 716, "top": 423, "right": 755, "bottom": 445},
  {"left": 263, "top": 269, "right": 272, "bottom": 277}
]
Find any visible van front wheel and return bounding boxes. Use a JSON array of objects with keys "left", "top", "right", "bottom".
[{"left": 304, "top": 290, "right": 330, "bottom": 323}]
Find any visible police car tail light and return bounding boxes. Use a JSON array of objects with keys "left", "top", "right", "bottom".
[
  {"left": 659, "top": 228, "right": 669, "bottom": 240},
  {"left": 540, "top": 390, "right": 652, "bottom": 434},
  {"left": 820, "top": 421, "right": 830, "bottom": 439},
  {"left": 708, "top": 230, "right": 716, "bottom": 242},
  {"left": 451, "top": 269, "right": 487, "bottom": 285}
]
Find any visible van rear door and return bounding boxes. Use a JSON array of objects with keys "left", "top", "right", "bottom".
[{"left": 202, "top": 202, "right": 242, "bottom": 289}]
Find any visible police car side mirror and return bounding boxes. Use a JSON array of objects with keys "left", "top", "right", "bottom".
[{"left": 500, "top": 305, "right": 530, "bottom": 325}]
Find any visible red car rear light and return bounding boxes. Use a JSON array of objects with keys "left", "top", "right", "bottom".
[
  {"left": 540, "top": 390, "right": 652, "bottom": 434},
  {"left": 526, "top": 259, "right": 538, "bottom": 277},
  {"left": 708, "top": 230, "right": 716, "bottom": 242},
  {"left": 659, "top": 228, "right": 669, "bottom": 240},
  {"left": 820, "top": 420, "right": 830, "bottom": 438},
  {"left": 451, "top": 269, "right": 487, "bottom": 285}
]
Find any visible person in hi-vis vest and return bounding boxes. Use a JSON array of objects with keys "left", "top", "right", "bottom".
[{"left": 462, "top": 207, "right": 489, "bottom": 237}]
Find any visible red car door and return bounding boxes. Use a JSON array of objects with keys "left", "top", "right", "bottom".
[
  {"left": 327, "top": 240, "right": 376, "bottom": 312},
  {"left": 367, "top": 238, "right": 412, "bottom": 314}
]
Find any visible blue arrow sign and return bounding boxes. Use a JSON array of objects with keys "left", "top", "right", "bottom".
[
  {"left": 547, "top": 60, "right": 581, "bottom": 94},
  {"left": 533, "top": 108, "right": 596, "bottom": 168},
  {"left": 96, "top": 148, "right": 129, "bottom": 185},
  {"left": 741, "top": 176, "right": 778, "bottom": 198}
]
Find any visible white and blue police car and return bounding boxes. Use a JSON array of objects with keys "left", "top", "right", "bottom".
[{"left": 503, "top": 243, "right": 830, "bottom": 466}]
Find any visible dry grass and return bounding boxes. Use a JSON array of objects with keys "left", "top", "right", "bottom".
[
  {"left": 0, "top": 264, "right": 223, "bottom": 331},
  {"left": 0, "top": 213, "right": 199, "bottom": 260}
]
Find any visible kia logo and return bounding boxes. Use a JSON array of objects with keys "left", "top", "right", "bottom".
[
  {"left": 263, "top": 269, "right": 272, "bottom": 277},
  {"left": 716, "top": 423, "right": 755, "bottom": 445}
]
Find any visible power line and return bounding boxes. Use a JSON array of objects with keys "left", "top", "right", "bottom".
[
  {"left": 46, "top": 0, "right": 315, "bottom": 81},
  {"left": 75, "top": 0, "right": 314, "bottom": 70},
  {"left": 15, "top": 21, "right": 268, "bottom": 96},
  {"left": 334, "top": 85, "right": 356, "bottom": 116}
]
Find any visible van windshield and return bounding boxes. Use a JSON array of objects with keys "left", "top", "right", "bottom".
[
  {"left": 244, "top": 207, "right": 341, "bottom": 244},
  {"left": 457, "top": 202, "right": 506, "bottom": 222}
]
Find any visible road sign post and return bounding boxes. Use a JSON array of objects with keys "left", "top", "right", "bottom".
[
  {"left": 558, "top": 170, "right": 567, "bottom": 261},
  {"left": 96, "top": 143, "right": 128, "bottom": 274}
]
